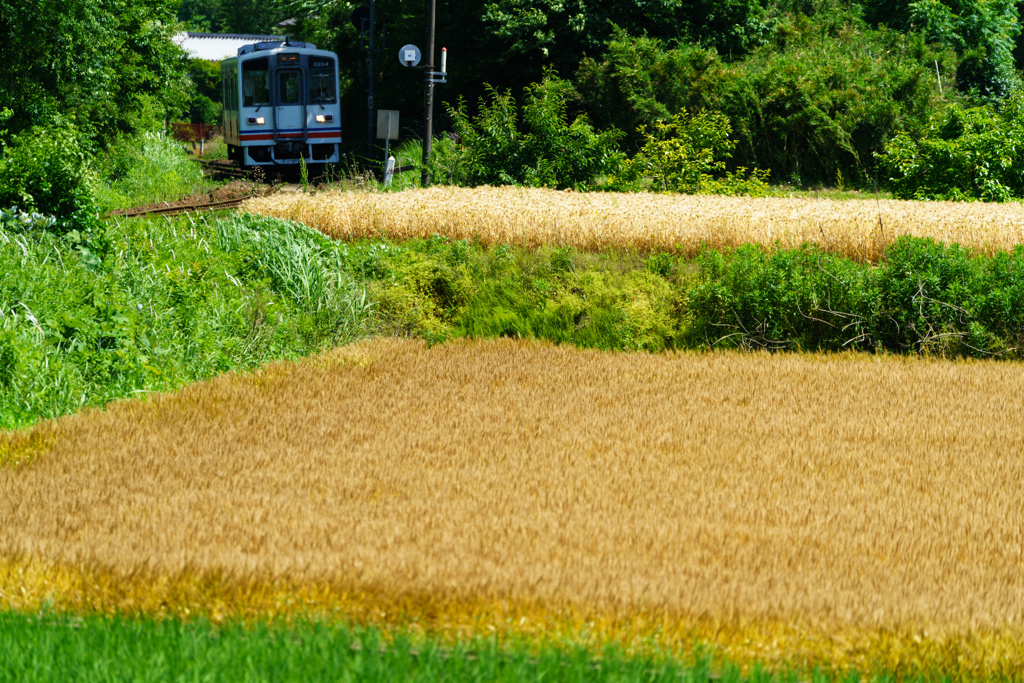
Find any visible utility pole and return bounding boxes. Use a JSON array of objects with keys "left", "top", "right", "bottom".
[
  {"left": 366, "top": 0, "right": 376, "bottom": 160},
  {"left": 421, "top": 0, "right": 436, "bottom": 187}
]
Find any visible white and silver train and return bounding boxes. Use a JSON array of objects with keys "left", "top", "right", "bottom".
[{"left": 221, "top": 40, "right": 341, "bottom": 168}]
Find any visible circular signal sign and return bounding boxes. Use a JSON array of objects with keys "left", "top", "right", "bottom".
[{"left": 399, "top": 44, "right": 421, "bottom": 67}]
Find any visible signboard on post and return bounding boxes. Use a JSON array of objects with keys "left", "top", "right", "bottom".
[
  {"left": 399, "top": 44, "right": 421, "bottom": 67},
  {"left": 376, "top": 109, "right": 400, "bottom": 140}
]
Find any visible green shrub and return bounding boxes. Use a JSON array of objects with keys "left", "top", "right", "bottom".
[
  {"left": 437, "top": 71, "right": 623, "bottom": 190},
  {"left": 615, "top": 108, "right": 773, "bottom": 195},
  {"left": 362, "top": 237, "right": 478, "bottom": 342},
  {"left": 687, "top": 236, "right": 1024, "bottom": 355},
  {"left": 863, "top": 0, "right": 1021, "bottom": 103},
  {"left": 876, "top": 237, "right": 1024, "bottom": 353},
  {"left": 576, "top": 14, "right": 949, "bottom": 188},
  {"left": 687, "top": 244, "right": 878, "bottom": 350},
  {"left": 876, "top": 92, "right": 1024, "bottom": 200},
  {"left": 0, "top": 120, "right": 96, "bottom": 231}
]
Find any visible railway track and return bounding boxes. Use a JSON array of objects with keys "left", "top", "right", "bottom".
[
  {"left": 111, "top": 184, "right": 279, "bottom": 219},
  {"left": 197, "top": 158, "right": 251, "bottom": 180}
]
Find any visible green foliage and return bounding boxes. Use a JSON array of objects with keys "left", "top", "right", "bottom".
[
  {"left": 437, "top": 71, "right": 623, "bottom": 189},
  {"left": 875, "top": 237, "right": 1024, "bottom": 353},
  {"left": 876, "top": 92, "right": 1024, "bottom": 200},
  {"left": 687, "top": 237, "right": 1024, "bottom": 355},
  {"left": 725, "top": 22, "right": 947, "bottom": 187},
  {"left": 576, "top": 10, "right": 949, "bottom": 188},
  {"left": 458, "top": 255, "right": 680, "bottom": 351},
  {"left": 0, "top": 0, "right": 190, "bottom": 146},
  {"left": 187, "top": 60, "right": 222, "bottom": 103},
  {"left": 698, "top": 168, "right": 774, "bottom": 197},
  {"left": 0, "top": 612, "right": 726, "bottom": 683},
  {"left": 351, "top": 238, "right": 684, "bottom": 351},
  {"left": 329, "top": 233, "right": 1024, "bottom": 360},
  {"left": 183, "top": 59, "right": 224, "bottom": 126},
  {"left": 687, "top": 244, "right": 879, "bottom": 350},
  {"left": 863, "top": 0, "right": 1021, "bottom": 101},
  {"left": 0, "top": 122, "right": 97, "bottom": 232},
  {"left": 479, "top": 0, "right": 771, "bottom": 71},
  {"left": 0, "top": 213, "right": 371, "bottom": 430},
  {"left": 575, "top": 29, "right": 727, "bottom": 153},
  {"left": 630, "top": 109, "right": 734, "bottom": 191},
  {"left": 95, "top": 134, "right": 210, "bottom": 211},
  {"left": 179, "top": 0, "right": 289, "bottom": 34},
  {"left": 618, "top": 109, "right": 771, "bottom": 195},
  {"left": 185, "top": 60, "right": 224, "bottom": 125}
]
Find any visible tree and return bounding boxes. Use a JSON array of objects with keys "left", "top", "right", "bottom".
[
  {"left": 178, "top": 0, "right": 289, "bottom": 34},
  {"left": 0, "top": 0, "right": 190, "bottom": 145},
  {"left": 626, "top": 109, "right": 736, "bottom": 192},
  {"left": 863, "top": 0, "right": 1021, "bottom": 101},
  {"left": 876, "top": 91, "right": 1024, "bottom": 200},
  {"left": 434, "top": 71, "right": 622, "bottom": 189}
]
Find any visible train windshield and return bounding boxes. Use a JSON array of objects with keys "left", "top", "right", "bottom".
[
  {"left": 242, "top": 58, "right": 270, "bottom": 107},
  {"left": 309, "top": 57, "right": 336, "bottom": 104}
]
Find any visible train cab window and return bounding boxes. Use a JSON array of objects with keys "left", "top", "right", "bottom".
[
  {"left": 242, "top": 58, "right": 270, "bottom": 107},
  {"left": 278, "top": 72, "right": 300, "bottom": 105},
  {"left": 309, "top": 58, "right": 336, "bottom": 104}
]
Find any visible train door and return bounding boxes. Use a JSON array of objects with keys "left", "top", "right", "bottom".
[{"left": 274, "top": 69, "right": 306, "bottom": 143}]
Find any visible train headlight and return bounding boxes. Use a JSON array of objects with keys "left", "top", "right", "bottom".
[
  {"left": 247, "top": 116, "right": 266, "bottom": 125},
  {"left": 315, "top": 114, "right": 334, "bottom": 123}
]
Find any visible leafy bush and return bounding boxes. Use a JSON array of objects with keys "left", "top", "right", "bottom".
[
  {"left": 622, "top": 109, "right": 733, "bottom": 191},
  {"left": 187, "top": 59, "right": 223, "bottom": 125},
  {"left": 351, "top": 237, "right": 684, "bottom": 350},
  {"left": 1, "top": 0, "right": 190, "bottom": 147},
  {"left": 616, "top": 108, "right": 772, "bottom": 195},
  {"left": 435, "top": 71, "right": 623, "bottom": 190},
  {"left": 575, "top": 29, "right": 730, "bottom": 153},
  {"left": 0, "top": 121, "right": 97, "bottom": 231},
  {"left": 687, "top": 244, "right": 879, "bottom": 350},
  {"left": 876, "top": 92, "right": 1024, "bottom": 200},
  {"left": 687, "top": 236, "right": 1024, "bottom": 355}
]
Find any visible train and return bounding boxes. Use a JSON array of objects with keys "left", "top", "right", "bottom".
[{"left": 221, "top": 40, "right": 341, "bottom": 169}]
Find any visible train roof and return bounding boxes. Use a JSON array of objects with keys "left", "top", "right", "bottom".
[{"left": 236, "top": 40, "right": 320, "bottom": 56}]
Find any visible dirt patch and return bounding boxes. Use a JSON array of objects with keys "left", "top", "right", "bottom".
[{"left": 108, "top": 181, "right": 268, "bottom": 217}]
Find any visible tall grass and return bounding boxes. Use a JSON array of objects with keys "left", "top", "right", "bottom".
[
  {"left": 3, "top": 338, "right": 1023, "bottom": 678},
  {"left": 242, "top": 186, "right": 1024, "bottom": 262},
  {"left": 0, "top": 213, "right": 371, "bottom": 430},
  {"left": 95, "top": 133, "right": 211, "bottom": 211}
]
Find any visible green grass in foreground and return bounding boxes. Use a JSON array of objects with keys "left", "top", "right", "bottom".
[{"left": 0, "top": 612, "right": 815, "bottom": 683}]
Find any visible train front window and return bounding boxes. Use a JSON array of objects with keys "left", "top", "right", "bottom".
[
  {"left": 309, "top": 58, "right": 336, "bottom": 104},
  {"left": 278, "top": 72, "right": 300, "bottom": 105},
  {"left": 242, "top": 58, "right": 270, "bottom": 107}
]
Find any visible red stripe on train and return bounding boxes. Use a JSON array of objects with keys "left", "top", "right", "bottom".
[{"left": 240, "top": 133, "right": 340, "bottom": 142}]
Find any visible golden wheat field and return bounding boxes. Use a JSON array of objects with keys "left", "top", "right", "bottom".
[
  {"left": 2, "top": 338, "right": 1024, "bottom": 676},
  {"left": 242, "top": 186, "right": 1024, "bottom": 261}
]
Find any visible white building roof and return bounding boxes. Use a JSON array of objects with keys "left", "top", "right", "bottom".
[{"left": 173, "top": 32, "right": 286, "bottom": 61}]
